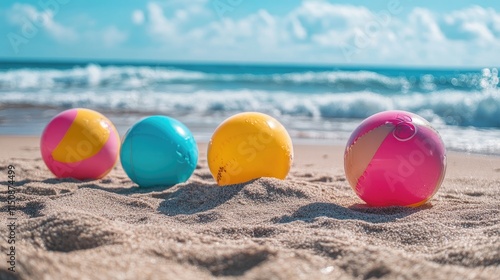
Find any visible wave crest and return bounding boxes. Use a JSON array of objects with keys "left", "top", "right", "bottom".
[
  {"left": 1, "top": 88, "right": 500, "bottom": 128},
  {"left": 0, "top": 64, "right": 495, "bottom": 93}
]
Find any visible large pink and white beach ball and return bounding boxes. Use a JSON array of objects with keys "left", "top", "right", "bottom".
[
  {"left": 344, "top": 110, "right": 447, "bottom": 207},
  {"left": 40, "top": 108, "right": 120, "bottom": 180}
]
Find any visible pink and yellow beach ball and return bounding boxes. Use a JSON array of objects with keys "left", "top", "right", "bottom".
[
  {"left": 40, "top": 108, "right": 120, "bottom": 180},
  {"left": 344, "top": 110, "right": 447, "bottom": 207}
]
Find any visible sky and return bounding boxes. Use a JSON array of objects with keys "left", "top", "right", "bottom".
[{"left": 1, "top": 0, "right": 500, "bottom": 67}]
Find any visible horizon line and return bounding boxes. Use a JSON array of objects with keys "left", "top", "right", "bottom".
[{"left": 0, "top": 57, "right": 493, "bottom": 71}]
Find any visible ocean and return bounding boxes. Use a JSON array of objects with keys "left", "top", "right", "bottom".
[{"left": 1, "top": 61, "right": 499, "bottom": 155}]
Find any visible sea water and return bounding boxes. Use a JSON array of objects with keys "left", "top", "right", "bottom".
[{"left": 1, "top": 61, "right": 499, "bottom": 155}]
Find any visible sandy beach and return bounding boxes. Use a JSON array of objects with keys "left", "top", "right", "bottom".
[
  {"left": 3, "top": 0, "right": 500, "bottom": 279},
  {"left": 1, "top": 136, "right": 499, "bottom": 280}
]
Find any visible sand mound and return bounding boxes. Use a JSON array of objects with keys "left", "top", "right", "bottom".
[{"left": 22, "top": 212, "right": 128, "bottom": 252}]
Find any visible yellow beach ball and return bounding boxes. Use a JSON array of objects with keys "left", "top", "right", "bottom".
[{"left": 208, "top": 112, "right": 293, "bottom": 186}]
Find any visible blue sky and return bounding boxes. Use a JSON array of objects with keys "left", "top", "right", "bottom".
[{"left": 1, "top": 0, "right": 500, "bottom": 67}]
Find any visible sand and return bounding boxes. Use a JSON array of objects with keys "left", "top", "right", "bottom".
[{"left": 1, "top": 136, "right": 499, "bottom": 280}]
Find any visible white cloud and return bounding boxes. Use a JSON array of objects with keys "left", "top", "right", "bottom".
[
  {"left": 7, "top": 1, "right": 500, "bottom": 66},
  {"left": 7, "top": 3, "right": 77, "bottom": 43},
  {"left": 132, "top": 10, "right": 145, "bottom": 25},
  {"left": 407, "top": 8, "right": 445, "bottom": 42},
  {"left": 463, "top": 22, "right": 495, "bottom": 42},
  {"left": 101, "top": 26, "right": 128, "bottom": 48},
  {"left": 288, "top": 1, "right": 373, "bottom": 29},
  {"left": 145, "top": 1, "right": 212, "bottom": 43},
  {"left": 32, "top": 0, "right": 492, "bottom": 66},
  {"left": 289, "top": 17, "right": 307, "bottom": 40},
  {"left": 442, "top": 6, "right": 500, "bottom": 43},
  {"left": 6, "top": 3, "right": 129, "bottom": 49}
]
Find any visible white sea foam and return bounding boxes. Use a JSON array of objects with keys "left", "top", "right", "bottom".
[
  {"left": 0, "top": 64, "right": 465, "bottom": 92},
  {"left": 2, "top": 88, "right": 500, "bottom": 128},
  {"left": 1, "top": 64, "right": 499, "bottom": 154}
]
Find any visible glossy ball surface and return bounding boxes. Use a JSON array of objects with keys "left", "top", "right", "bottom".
[
  {"left": 120, "top": 116, "right": 198, "bottom": 188},
  {"left": 208, "top": 112, "right": 293, "bottom": 186},
  {"left": 40, "top": 108, "right": 120, "bottom": 180},
  {"left": 344, "top": 110, "right": 447, "bottom": 207}
]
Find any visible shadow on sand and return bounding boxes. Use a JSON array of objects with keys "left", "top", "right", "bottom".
[{"left": 276, "top": 202, "right": 431, "bottom": 224}]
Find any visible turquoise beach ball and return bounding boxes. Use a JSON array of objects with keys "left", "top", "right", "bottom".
[{"left": 120, "top": 116, "right": 198, "bottom": 187}]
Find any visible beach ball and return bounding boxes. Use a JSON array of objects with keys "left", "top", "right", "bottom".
[
  {"left": 40, "top": 108, "right": 120, "bottom": 180},
  {"left": 208, "top": 112, "right": 293, "bottom": 186},
  {"left": 120, "top": 116, "right": 198, "bottom": 188},
  {"left": 344, "top": 110, "right": 447, "bottom": 207}
]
